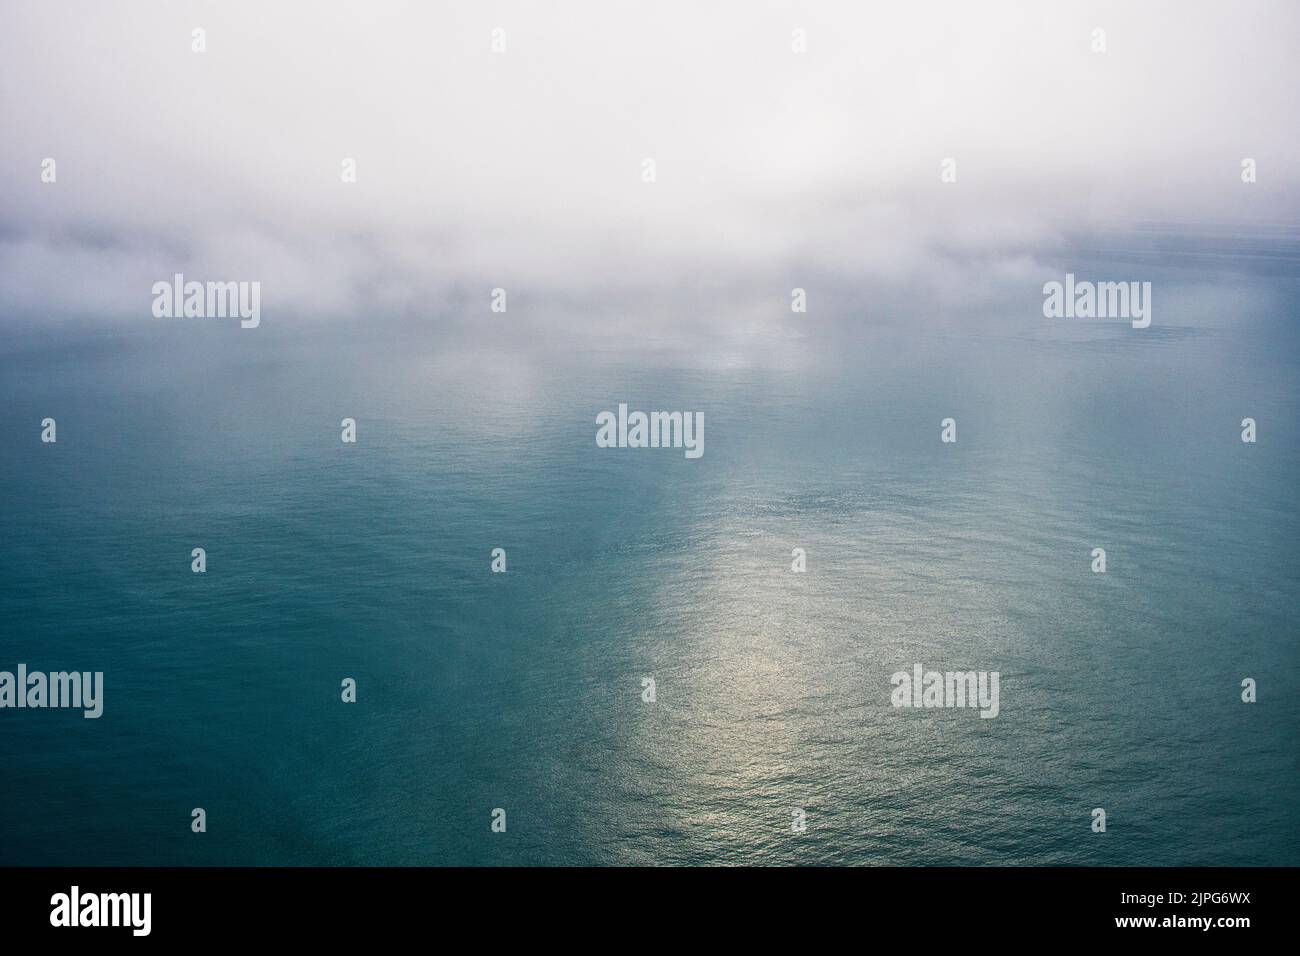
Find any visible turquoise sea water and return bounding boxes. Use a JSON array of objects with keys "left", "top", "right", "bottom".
[{"left": 1, "top": 286, "right": 1298, "bottom": 865}]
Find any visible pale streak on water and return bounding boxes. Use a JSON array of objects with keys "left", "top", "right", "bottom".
[{"left": 0, "top": 302, "right": 1297, "bottom": 865}]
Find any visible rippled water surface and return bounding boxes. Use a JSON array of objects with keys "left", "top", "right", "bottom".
[{"left": 1, "top": 310, "right": 1297, "bottom": 865}]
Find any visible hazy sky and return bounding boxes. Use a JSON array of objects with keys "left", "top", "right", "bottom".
[{"left": 1, "top": 0, "right": 1296, "bottom": 332}]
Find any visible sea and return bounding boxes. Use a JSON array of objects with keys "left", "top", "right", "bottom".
[{"left": 2, "top": 257, "right": 1297, "bottom": 865}]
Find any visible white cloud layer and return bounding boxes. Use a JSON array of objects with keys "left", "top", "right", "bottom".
[{"left": 1, "top": 0, "right": 1296, "bottom": 329}]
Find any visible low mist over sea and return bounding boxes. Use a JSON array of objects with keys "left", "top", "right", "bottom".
[{"left": 1, "top": 1, "right": 1298, "bottom": 866}]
